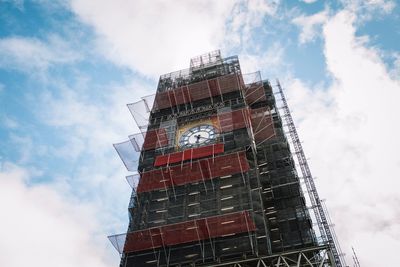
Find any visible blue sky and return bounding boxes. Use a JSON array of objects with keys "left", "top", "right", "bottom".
[{"left": 0, "top": 0, "right": 399, "bottom": 266}]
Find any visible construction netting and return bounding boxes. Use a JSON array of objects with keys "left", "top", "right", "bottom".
[
  {"left": 216, "top": 108, "right": 251, "bottom": 132},
  {"left": 154, "top": 143, "right": 224, "bottom": 167},
  {"left": 113, "top": 140, "right": 140, "bottom": 171},
  {"left": 142, "top": 128, "right": 169, "bottom": 150},
  {"left": 121, "top": 211, "right": 255, "bottom": 253},
  {"left": 108, "top": 233, "right": 127, "bottom": 255},
  {"left": 127, "top": 95, "right": 155, "bottom": 133},
  {"left": 128, "top": 107, "right": 251, "bottom": 153},
  {"left": 137, "top": 151, "right": 249, "bottom": 193},
  {"left": 242, "top": 72, "right": 266, "bottom": 105},
  {"left": 114, "top": 107, "right": 275, "bottom": 172},
  {"left": 153, "top": 73, "right": 243, "bottom": 111},
  {"left": 190, "top": 50, "right": 222, "bottom": 70},
  {"left": 250, "top": 107, "right": 276, "bottom": 145},
  {"left": 114, "top": 105, "right": 276, "bottom": 172},
  {"left": 157, "top": 51, "right": 241, "bottom": 93},
  {"left": 154, "top": 71, "right": 270, "bottom": 112},
  {"left": 128, "top": 133, "right": 145, "bottom": 152},
  {"left": 126, "top": 173, "right": 140, "bottom": 189}
]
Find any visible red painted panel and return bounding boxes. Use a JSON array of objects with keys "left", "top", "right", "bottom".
[
  {"left": 244, "top": 83, "right": 266, "bottom": 105},
  {"left": 189, "top": 80, "right": 211, "bottom": 101},
  {"left": 137, "top": 151, "right": 249, "bottom": 193},
  {"left": 153, "top": 74, "right": 242, "bottom": 111},
  {"left": 250, "top": 107, "right": 276, "bottom": 144},
  {"left": 123, "top": 211, "right": 256, "bottom": 253},
  {"left": 218, "top": 74, "right": 240, "bottom": 94},
  {"left": 154, "top": 144, "right": 224, "bottom": 167},
  {"left": 208, "top": 78, "right": 220, "bottom": 96},
  {"left": 142, "top": 128, "right": 169, "bottom": 150},
  {"left": 174, "top": 86, "right": 190, "bottom": 106},
  {"left": 218, "top": 108, "right": 251, "bottom": 133},
  {"left": 154, "top": 91, "right": 171, "bottom": 110}
]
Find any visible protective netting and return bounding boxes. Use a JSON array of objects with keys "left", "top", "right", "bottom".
[
  {"left": 126, "top": 173, "right": 140, "bottom": 189},
  {"left": 122, "top": 211, "right": 255, "bottom": 253},
  {"left": 128, "top": 133, "right": 145, "bottom": 152},
  {"left": 137, "top": 151, "right": 249, "bottom": 193},
  {"left": 127, "top": 97, "right": 153, "bottom": 133},
  {"left": 242, "top": 72, "right": 266, "bottom": 105},
  {"left": 108, "top": 233, "right": 126, "bottom": 254},
  {"left": 190, "top": 50, "right": 222, "bottom": 70},
  {"left": 134, "top": 107, "right": 251, "bottom": 153},
  {"left": 216, "top": 108, "right": 251, "bottom": 132},
  {"left": 154, "top": 143, "right": 224, "bottom": 167},
  {"left": 113, "top": 140, "right": 140, "bottom": 171},
  {"left": 114, "top": 106, "right": 254, "bottom": 171},
  {"left": 250, "top": 107, "right": 276, "bottom": 145},
  {"left": 157, "top": 52, "right": 240, "bottom": 92},
  {"left": 142, "top": 128, "right": 169, "bottom": 150},
  {"left": 153, "top": 73, "right": 242, "bottom": 111}
]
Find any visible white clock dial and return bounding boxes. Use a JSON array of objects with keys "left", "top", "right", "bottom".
[{"left": 179, "top": 124, "right": 217, "bottom": 148}]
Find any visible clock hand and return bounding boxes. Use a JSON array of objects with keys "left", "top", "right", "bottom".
[{"left": 194, "top": 134, "right": 201, "bottom": 143}]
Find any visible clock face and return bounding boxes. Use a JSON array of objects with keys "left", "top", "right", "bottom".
[{"left": 178, "top": 124, "right": 218, "bottom": 148}]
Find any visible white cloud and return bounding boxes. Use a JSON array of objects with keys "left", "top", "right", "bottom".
[
  {"left": 1, "top": 115, "right": 19, "bottom": 129},
  {"left": 0, "top": 163, "right": 115, "bottom": 267},
  {"left": 31, "top": 78, "right": 143, "bottom": 231},
  {"left": 224, "top": 0, "right": 279, "bottom": 48},
  {"left": 36, "top": 80, "right": 148, "bottom": 158},
  {"left": 389, "top": 52, "right": 400, "bottom": 79},
  {"left": 69, "top": 0, "right": 234, "bottom": 78},
  {"left": 9, "top": 133, "right": 34, "bottom": 164},
  {"left": 284, "top": 9, "right": 400, "bottom": 266},
  {"left": 341, "top": 0, "right": 396, "bottom": 22},
  {"left": 292, "top": 9, "right": 329, "bottom": 44},
  {"left": 301, "top": 0, "right": 318, "bottom": 3},
  {"left": 239, "top": 42, "right": 286, "bottom": 77},
  {"left": 69, "top": 0, "right": 279, "bottom": 78},
  {"left": 0, "top": 35, "right": 80, "bottom": 73}
]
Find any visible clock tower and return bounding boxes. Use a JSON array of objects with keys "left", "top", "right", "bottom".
[{"left": 109, "top": 51, "right": 346, "bottom": 267}]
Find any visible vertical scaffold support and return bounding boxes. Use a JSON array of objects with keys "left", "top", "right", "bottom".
[{"left": 275, "top": 80, "right": 346, "bottom": 267}]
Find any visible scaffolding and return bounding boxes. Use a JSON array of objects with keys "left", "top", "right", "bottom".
[
  {"left": 275, "top": 80, "right": 346, "bottom": 266},
  {"left": 109, "top": 51, "right": 344, "bottom": 267}
]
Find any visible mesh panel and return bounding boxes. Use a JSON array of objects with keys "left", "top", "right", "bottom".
[
  {"left": 142, "top": 128, "right": 169, "bottom": 150},
  {"left": 154, "top": 143, "right": 224, "bottom": 167},
  {"left": 243, "top": 72, "right": 266, "bottom": 105},
  {"left": 153, "top": 73, "right": 242, "bottom": 111},
  {"left": 123, "top": 211, "right": 255, "bottom": 253},
  {"left": 217, "top": 108, "right": 251, "bottom": 133},
  {"left": 113, "top": 140, "right": 139, "bottom": 171},
  {"left": 108, "top": 233, "right": 126, "bottom": 254},
  {"left": 128, "top": 132, "right": 145, "bottom": 152},
  {"left": 218, "top": 73, "right": 240, "bottom": 94},
  {"left": 126, "top": 173, "right": 140, "bottom": 189},
  {"left": 137, "top": 151, "right": 249, "bottom": 193},
  {"left": 127, "top": 99, "right": 150, "bottom": 132},
  {"left": 250, "top": 107, "right": 276, "bottom": 144}
]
